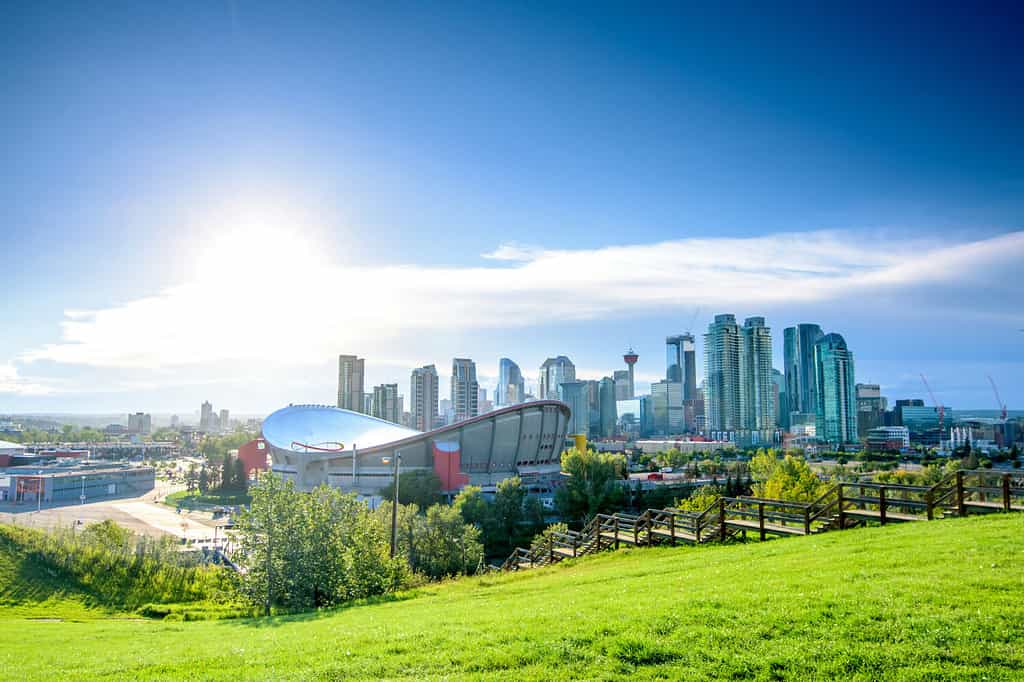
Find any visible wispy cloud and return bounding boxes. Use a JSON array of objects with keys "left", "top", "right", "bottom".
[
  {"left": 17, "top": 229, "right": 1024, "bottom": 373},
  {"left": 0, "top": 363, "right": 59, "bottom": 396}
]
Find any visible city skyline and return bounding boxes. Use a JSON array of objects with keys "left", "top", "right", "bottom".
[{"left": 3, "top": 4, "right": 1023, "bottom": 413}]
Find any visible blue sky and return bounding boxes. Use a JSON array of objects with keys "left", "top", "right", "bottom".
[{"left": 2, "top": 2, "right": 1022, "bottom": 416}]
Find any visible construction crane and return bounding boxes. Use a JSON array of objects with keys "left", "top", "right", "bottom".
[
  {"left": 920, "top": 374, "right": 945, "bottom": 434},
  {"left": 987, "top": 375, "right": 1008, "bottom": 421}
]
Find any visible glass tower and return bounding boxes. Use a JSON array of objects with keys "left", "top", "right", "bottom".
[{"left": 813, "top": 333, "right": 858, "bottom": 445}]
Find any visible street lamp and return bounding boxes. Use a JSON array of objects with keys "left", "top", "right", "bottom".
[
  {"left": 381, "top": 453, "right": 402, "bottom": 558},
  {"left": 80, "top": 475, "right": 87, "bottom": 505}
]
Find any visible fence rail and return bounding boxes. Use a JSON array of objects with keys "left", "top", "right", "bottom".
[{"left": 501, "top": 469, "right": 1024, "bottom": 571}]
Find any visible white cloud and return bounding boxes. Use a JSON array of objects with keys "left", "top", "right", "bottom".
[
  {"left": 19, "top": 229, "right": 1024, "bottom": 373},
  {"left": 0, "top": 363, "right": 59, "bottom": 396}
]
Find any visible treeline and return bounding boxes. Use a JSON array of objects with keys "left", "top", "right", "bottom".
[{"left": 0, "top": 521, "right": 234, "bottom": 610}]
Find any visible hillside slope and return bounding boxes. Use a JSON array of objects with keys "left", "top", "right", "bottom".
[{"left": 1, "top": 513, "right": 1022, "bottom": 680}]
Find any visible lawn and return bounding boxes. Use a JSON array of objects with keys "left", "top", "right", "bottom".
[
  {"left": 162, "top": 489, "right": 251, "bottom": 510},
  {"left": 1, "top": 513, "right": 1022, "bottom": 680}
]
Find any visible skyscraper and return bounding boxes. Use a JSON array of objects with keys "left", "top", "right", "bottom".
[
  {"left": 337, "top": 354, "right": 366, "bottom": 412},
  {"left": 783, "top": 324, "right": 823, "bottom": 428},
  {"left": 200, "top": 401, "right": 214, "bottom": 430},
  {"left": 410, "top": 364, "right": 439, "bottom": 431},
  {"left": 372, "top": 384, "right": 401, "bottom": 424},
  {"left": 599, "top": 376, "right": 618, "bottom": 438},
  {"left": 651, "top": 380, "right": 684, "bottom": 434},
  {"left": 496, "top": 358, "right": 525, "bottom": 407},
  {"left": 739, "top": 317, "right": 775, "bottom": 442},
  {"left": 813, "top": 333, "right": 858, "bottom": 445},
  {"left": 666, "top": 334, "right": 697, "bottom": 399},
  {"left": 219, "top": 409, "right": 230, "bottom": 432},
  {"left": 539, "top": 356, "right": 575, "bottom": 400},
  {"left": 704, "top": 314, "right": 742, "bottom": 432},
  {"left": 856, "top": 383, "right": 888, "bottom": 436},
  {"left": 451, "top": 358, "right": 479, "bottom": 422},
  {"left": 558, "top": 380, "right": 589, "bottom": 437},
  {"left": 613, "top": 369, "right": 630, "bottom": 400}
]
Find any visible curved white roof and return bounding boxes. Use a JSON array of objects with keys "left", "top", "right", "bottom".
[{"left": 262, "top": 404, "right": 419, "bottom": 453}]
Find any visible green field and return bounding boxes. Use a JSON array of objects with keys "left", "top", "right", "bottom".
[
  {"left": 2, "top": 513, "right": 1022, "bottom": 680},
  {"left": 162, "top": 489, "right": 252, "bottom": 509}
]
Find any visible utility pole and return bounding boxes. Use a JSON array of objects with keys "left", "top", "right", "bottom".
[
  {"left": 384, "top": 453, "right": 402, "bottom": 557},
  {"left": 265, "top": 492, "right": 273, "bottom": 617}
]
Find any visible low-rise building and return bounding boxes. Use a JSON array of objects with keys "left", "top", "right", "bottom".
[
  {"left": 0, "top": 462, "right": 155, "bottom": 504},
  {"left": 866, "top": 426, "right": 910, "bottom": 451}
]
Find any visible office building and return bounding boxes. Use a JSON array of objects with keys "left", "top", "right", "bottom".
[
  {"left": 558, "top": 381, "right": 590, "bottom": 437},
  {"left": 599, "top": 376, "right": 618, "bottom": 438},
  {"left": 219, "top": 409, "right": 230, "bottom": 431},
  {"left": 900, "top": 405, "right": 953, "bottom": 445},
  {"left": 451, "top": 358, "right": 479, "bottom": 422},
  {"left": 613, "top": 370, "right": 631, "bottom": 400},
  {"left": 866, "top": 426, "right": 910, "bottom": 451},
  {"left": 856, "top": 383, "right": 888, "bottom": 436},
  {"left": 410, "top": 365, "right": 439, "bottom": 432},
  {"left": 666, "top": 334, "right": 697, "bottom": 400},
  {"left": 704, "top": 314, "right": 742, "bottom": 432},
  {"left": 127, "top": 412, "right": 152, "bottom": 435},
  {"left": 371, "top": 384, "right": 401, "bottom": 424},
  {"left": 739, "top": 317, "right": 775, "bottom": 443},
  {"left": 783, "top": 323, "right": 823, "bottom": 429},
  {"left": 771, "top": 368, "right": 786, "bottom": 429},
  {"left": 651, "top": 380, "right": 684, "bottom": 435},
  {"left": 539, "top": 356, "right": 575, "bottom": 400},
  {"left": 496, "top": 358, "right": 525, "bottom": 407},
  {"left": 813, "top": 333, "right": 858, "bottom": 445},
  {"left": 200, "top": 401, "right": 215, "bottom": 430},
  {"left": 337, "top": 354, "right": 366, "bottom": 413}
]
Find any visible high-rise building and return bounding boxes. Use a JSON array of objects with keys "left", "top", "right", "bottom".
[
  {"left": 599, "top": 376, "right": 618, "bottom": 438},
  {"left": 219, "top": 409, "right": 230, "bottom": 432},
  {"left": 200, "top": 401, "right": 215, "bottom": 430},
  {"left": 783, "top": 324, "right": 823, "bottom": 429},
  {"left": 451, "top": 358, "right": 479, "bottom": 422},
  {"left": 363, "top": 393, "right": 373, "bottom": 414},
  {"left": 704, "top": 314, "right": 742, "bottom": 432},
  {"left": 771, "top": 368, "right": 786, "bottom": 428},
  {"left": 410, "top": 364, "right": 439, "bottom": 432},
  {"left": 127, "top": 412, "right": 152, "bottom": 435},
  {"left": 666, "top": 334, "right": 697, "bottom": 400},
  {"left": 558, "top": 381, "right": 590, "bottom": 437},
  {"left": 739, "top": 317, "right": 775, "bottom": 442},
  {"left": 439, "top": 398, "right": 453, "bottom": 426},
  {"left": 613, "top": 370, "right": 631, "bottom": 400},
  {"left": 622, "top": 348, "right": 638, "bottom": 399},
  {"left": 856, "top": 383, "right": 888, "bottom": 436},
  {"left": 584, "top": 379, "right": 602, "bottom": 435},
  {"left": 813, "top": 333, "right": 858, "bottom": 445},
  {"left": 539, "top": 356, "right": 575, "bottom": 400},
  {"left": 496, "top": 358, "right": 525, "bottom": 407},
  {"left": 337, "top": 354, "right": 366, "bottom": 412},
  {"left": 651, "top": 380, "right": 684, "bottom": 435},
  {"left": 371, "top": 384, "right": 401, "bottom": 424}
]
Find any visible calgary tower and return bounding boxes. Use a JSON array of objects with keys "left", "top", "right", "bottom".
[{"left": 622, "top": 348, "right": 638, "bottom": 399}]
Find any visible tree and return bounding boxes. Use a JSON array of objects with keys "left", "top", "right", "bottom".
[
  {"left": 749, "top": 451, "right": 827, "bottom": 502},
  {"left": 234, "top": 458, "right": 247, "bottom": 489},
  {"left": 380, "top": 470, "right": 443, "bottom": 509},
  {"left": 676, "top": 486, "right": 721, "bottom": 512},
  {"left": 235, "top": 474, "right": 410, "bottom": 612},
  {"left": 490, "top": 477, "right": 527, "bottom": 553},
  {"left": 555, "top": 447, "right": 626, "bottom": 524},
  {"left": 414, "top": 504, "right": 484, "bottom": 578},
  {"left": 222, "top": 453, "right": 235, "bottom": 491}
]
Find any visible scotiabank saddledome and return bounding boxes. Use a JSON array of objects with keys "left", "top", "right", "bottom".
[{"left": 261, "top": 401, "right": 571, "bottom": 494}]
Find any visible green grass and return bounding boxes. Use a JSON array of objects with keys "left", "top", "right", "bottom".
[
  {"left": 1, "top": 513, "right": 1022, "bottom": 680},
  {"left": 162, "top": 489, "right": 251, "bottom": 509}
]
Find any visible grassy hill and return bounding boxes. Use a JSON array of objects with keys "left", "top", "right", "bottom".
[{"left": 1, "top": 513, "right": 1022, "bottom": 680}]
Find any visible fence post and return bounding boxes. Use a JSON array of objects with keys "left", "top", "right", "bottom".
[
  {"left": 925, "top": 489, "right": 934, "bottom": 521},
  {"left": 1003, "top": 474, "right": 1012, "bottom": 512},
  {"left": 572, "top": 534, "right": 578, "bottom": 557},
  {"left": 758, "top": 502, "right": 765, "bottom": 541},
  {"left": 548, "top": 535, "right": 554, "bottom": 564},
  {"left": 956, "top": 470, "right": 966, "bottom": 516},
  {"left": 803, "top": 506, "right": 811, "bottom": 535},
  {"left": 879, "top": 486, "right": 887, "bottom": 525},
  {"left": 614, "top": 516, "right": 620, "bottom": 550},
  {"left": 837, "top": 485, "right": 845, "bottom": 528},
  {"left": 718, "top": 498, "right": 726, "bottom": 540},
  {"left": 595, "top": 521, "right": 602, "bottom": 552},
  {"left": 634, "top": 515, "right": 639, "bottom": 546},
  {"left": 669, "top": 513, "right": 676, "bottom": 545}
]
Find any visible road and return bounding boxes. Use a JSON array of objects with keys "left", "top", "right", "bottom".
[{"left": 0, "top": 481, "right": 227, "bottom": 543}]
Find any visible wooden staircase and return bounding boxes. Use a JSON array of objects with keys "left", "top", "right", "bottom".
[{"left": 501, "top": 469, "right": 1024, "bottom": 572}]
